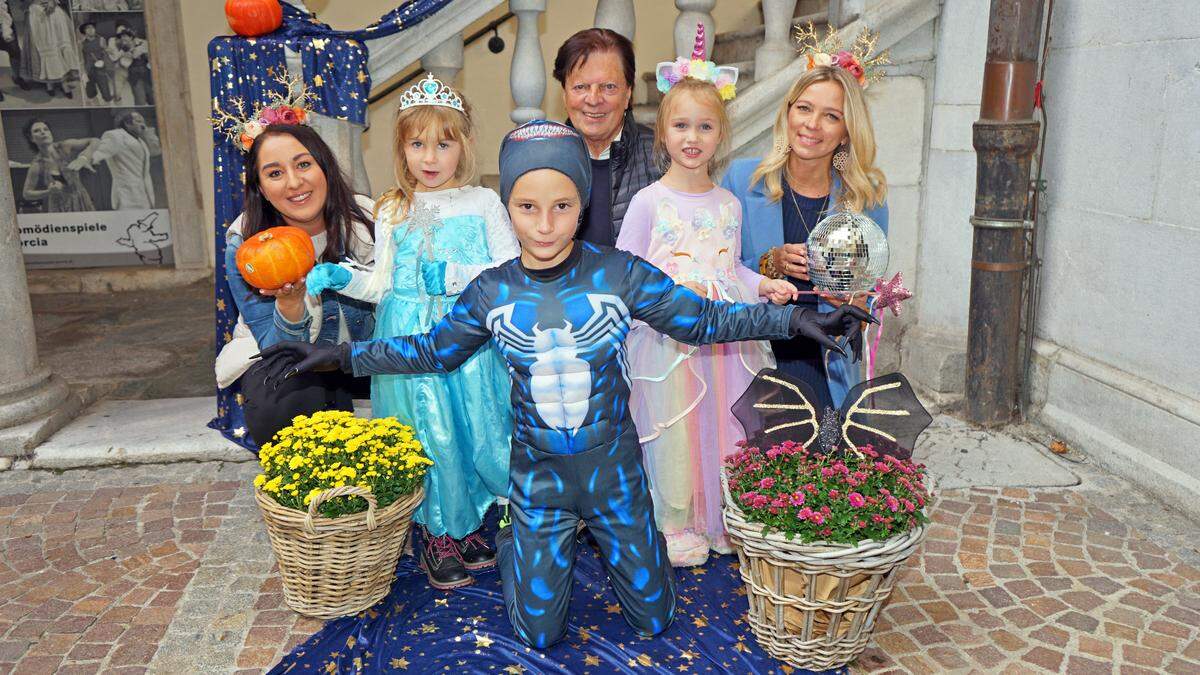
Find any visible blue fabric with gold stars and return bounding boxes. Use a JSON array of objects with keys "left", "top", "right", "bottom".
[
  {"left": 268, "top": 512, "right": 840, "bottom": 674},
  {"left": 207, "top": 1, "right": 452, "bottom": 448}
]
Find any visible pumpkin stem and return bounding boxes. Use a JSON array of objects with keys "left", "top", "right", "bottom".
[{"left": 257, "top": 232, "right": 274, "bottom": 241}]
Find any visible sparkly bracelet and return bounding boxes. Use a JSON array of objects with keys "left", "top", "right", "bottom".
[{"left": 760, "top": 248, "right": 783, "bottom": 279}]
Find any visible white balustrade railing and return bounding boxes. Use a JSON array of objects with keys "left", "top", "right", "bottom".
[
  {"left": 673, "top": 0, "right": 716, "bottom": 59},
  {"left": 594, "top": 0, "right": 636, "bottom": 41},
  {"left": 757, "top": 0, "right": 799, "bottom": 78},
  {"left": 509, "top": 0, "right": 547, "bottom": 124},
  {"left": 421, "top": 33, "right": 465, "bottom": 85}
]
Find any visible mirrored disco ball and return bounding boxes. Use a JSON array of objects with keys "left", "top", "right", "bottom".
[{"left": 806, "top": 212, "right": 889, "bottom": 293}]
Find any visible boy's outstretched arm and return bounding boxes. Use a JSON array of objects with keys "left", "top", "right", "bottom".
[
  {"left": 624, "top": 255, "right": 874, "bottom": 359},
  {"left": 255, "top": 281, "right": 493, "bottom": 385}
]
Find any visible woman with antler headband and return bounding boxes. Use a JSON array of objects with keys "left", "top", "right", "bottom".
[
  {"left": 722, "top": 23, "right": 890, "bottom": 412},
  {"left": 213, "top": 82, "right": 377, "bottom": 449}
]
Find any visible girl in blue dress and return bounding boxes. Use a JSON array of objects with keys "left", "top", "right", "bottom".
[{"left": 306, "top": 75, "right": 518, "bottom": 589}]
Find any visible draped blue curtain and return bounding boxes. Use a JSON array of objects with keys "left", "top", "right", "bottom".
[{"left": 207, "top": 1, "right": 453, "bottom": 449}]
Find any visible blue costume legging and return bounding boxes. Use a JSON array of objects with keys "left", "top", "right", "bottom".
[{"left": 497, "top": 432, "right": 677, "bottom": 648}]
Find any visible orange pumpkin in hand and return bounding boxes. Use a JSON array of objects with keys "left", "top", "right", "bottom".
[
  {"left": 235, "top": 226, "right": 315, "bottom": 290},
  {"left": 225, "top": 0, "right": 283, "bottom": 38}
]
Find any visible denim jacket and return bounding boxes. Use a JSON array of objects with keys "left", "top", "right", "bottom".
[
  {"left": 721, "top": 157, "right": 889, "bottom": 406},
  {"left": 215, "top": 195, "right": 376, "bottom": 388}
]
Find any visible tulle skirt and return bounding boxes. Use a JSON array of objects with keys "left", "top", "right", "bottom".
[{"left": 373, "top": 291, "right": 512, "bottom": 539}]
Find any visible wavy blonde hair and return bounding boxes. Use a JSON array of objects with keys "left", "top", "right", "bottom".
[
  {"left": 377, "top": 100, "right": 477, "bottom": 219},
  {"left": 654, "top": 77, "right": 732, "bottom": 176},
  {"left": 749, "top": 66, "right": 886, "bottom": 212}
]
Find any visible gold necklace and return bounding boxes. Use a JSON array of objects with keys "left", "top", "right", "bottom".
[{"left": 788, "top": 185, "right": 829, "bottom": 240}]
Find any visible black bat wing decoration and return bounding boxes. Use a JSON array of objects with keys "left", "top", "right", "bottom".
[{"left": 732, "top": 369, "right": 932, "bottom": 459}]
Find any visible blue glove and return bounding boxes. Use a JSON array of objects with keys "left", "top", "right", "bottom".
[
  {"left": 421, "top": 260, "right": 447, "bottom": 295},
  {"left": 305, "top": 263, "right": 351, "bottom": 296}
]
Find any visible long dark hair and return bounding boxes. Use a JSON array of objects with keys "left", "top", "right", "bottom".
[{"left": 242, "top": 124, "right": 374, "bottom": 262}]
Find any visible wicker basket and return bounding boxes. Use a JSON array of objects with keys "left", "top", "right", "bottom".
[
  {"left": 721, "top": 475, "right": 926, "bottom": 670},
  {"left": 255, "top": 484, "right": 423, "bottom": 619}
]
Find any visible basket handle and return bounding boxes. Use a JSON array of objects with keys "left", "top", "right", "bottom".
[{"left": 304, "top": 485, "right": 378, "bottom": 536}]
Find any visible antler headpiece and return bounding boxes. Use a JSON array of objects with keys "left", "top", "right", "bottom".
[
  {"left": 210, "top": 72, "right": 314, "bottom": 152},
  {"left": 794, "top": 21, "right": 890, "bottom": 89}
]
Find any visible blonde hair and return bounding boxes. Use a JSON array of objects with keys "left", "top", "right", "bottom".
[
  {"left": 749, "top": 66, "right": 886, "bottom": 212},
  {"left": 377, "top": 100, "right": 477, "bottom": 218},
  {"left": 654, "top": 77, "right": 732, "bottom": 177}
]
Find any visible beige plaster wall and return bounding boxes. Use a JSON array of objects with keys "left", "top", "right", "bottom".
[{"left": 183, "top": 0, "right": 764, "bottom": 252}]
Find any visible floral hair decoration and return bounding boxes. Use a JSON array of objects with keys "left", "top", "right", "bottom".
[
  {"left": 655, "top": 22, "right": 739, "bottom": 101},
  {"left": 210, "top": 73, "right": 315, "bottom": 152},
  {"left": 794, "top": 21, "right": 890, "bottom": 89}
]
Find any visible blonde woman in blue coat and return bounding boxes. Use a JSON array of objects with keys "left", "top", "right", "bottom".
[{"left": 722, "top": 65, "right": 887, "bottom": 410}]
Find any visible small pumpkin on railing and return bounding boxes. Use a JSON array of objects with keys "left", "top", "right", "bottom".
[
  {"left": 225, "top": 0, "right": 283, "bottom": 38},
  {"left": 235, "top": 226, "right": 315, "bottom": 290}
]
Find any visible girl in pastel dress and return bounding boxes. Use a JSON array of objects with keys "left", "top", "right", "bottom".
[
  {"left": 616, "top": 47, "right": 799, "bottom": 567},
  {"left": 306, "top": 75, "right": 518, "bottom": 589}
]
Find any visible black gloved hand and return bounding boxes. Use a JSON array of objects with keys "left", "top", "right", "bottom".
[
  {"left": 252, "top": 341, "right": 352, "bottom": 389},
  {"left": 789, "top": 304, "right": 877, "bottom": 361}
]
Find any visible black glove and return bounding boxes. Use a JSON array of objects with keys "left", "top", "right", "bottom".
[
  {"left": 789, "top": 304, "right": 876, "bottom": 361},
  {"left": 252, "top": 341, "right": 352, "bottom": 389}
]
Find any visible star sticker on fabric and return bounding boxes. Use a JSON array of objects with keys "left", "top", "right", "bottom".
[
  {"left": 690, "top": 566, "right": 706, "bottom": 575},
  {"left": 473, "top": 633, "right": 493, "bottom": 648},
  {"left": 249, "top": 52, "right": 257, "bottom": 61},
  {"left": 420, "top": 622, "right": 437, "bottom": 634},
  {"left": 578, "top": 628, "right": 591, "bottom": 642},
  {"left": 735, "top": 586, "right": 747, "bottom": 596},
  {"left": 584, "top": 655, "right": 600, "bottom": 667},
  {"left": 345, "top": 636, "right": 356, "bottom": 649},
  {"left": 692, "top": 616, "right": 708, "bottom": 628},
  {"left": 312, "top": 74, "right": 324, "bottom": 87},
  {"left": 604, "top": 603, "right": 621, "bottom": 614},
  {"left": 210, "top": 58, "right": 222, "bottom": 74},
  {"left": 734, "top": 641, "right": 750, "bottom": 653},
  {"left": 233, "top": 427, "right": 246, "bottom": 438},
  {"left": 389, "top": 657, "right": 409, "bottom": 669},
  {"left": 311, "top": 38, "right": 328, "bottom": 50},
  {"left": 503, "top": 666, "right": 525, "bottom": 674},
  {"left": 357, "top": 70, "right": 367, "bottom": 83},
  {"left": 434, "top": 598, "right": 448, "bottom": 606},
  {"left": 216, "top": 299, "right": 226, "bottom": 311},
  {"left": 873, "top": 271, "right": 913, "bottom": 316},
  {"left": 680, "top": 650, "right": 698, "bottom": 661},
  {"left": 780, "top": 666, "right": 795, "bottom": 674},
  {"left": 323, "top": 663, "right": 337, "bottom": 674}
]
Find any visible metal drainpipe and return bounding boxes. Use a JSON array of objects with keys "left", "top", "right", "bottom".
[{"left": 964, "top": 0, "right": 1046, "bottom": 426}]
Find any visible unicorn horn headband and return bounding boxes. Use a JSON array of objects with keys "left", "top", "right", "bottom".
[{"left": 655, "top": 22, "right": 739, "bottom": 101}]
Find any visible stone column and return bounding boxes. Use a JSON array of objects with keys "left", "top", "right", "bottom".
[
  {"left": 421, "top": 32, "right": 465, "bottom": 85},
  {"left": 509, "top": 0, "right": 547, "bottom": 124},
  {"left": 0, "top": 133, "right": 69, "bottom": 458},
  {"left": 594, "top": 0, "right": 635, "bottom": 41},
  {"left": 673, "top": 0, "right": 715, "bottom": 59},
  {"left": 756, "top": 0, "right": 798, "bottom": 78}
]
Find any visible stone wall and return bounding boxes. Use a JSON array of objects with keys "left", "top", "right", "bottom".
[{"left": 900, "top": 0, "right": 1200, "bottom": 517}]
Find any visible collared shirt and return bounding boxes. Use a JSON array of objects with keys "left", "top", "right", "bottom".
[{"left": 592, "top": 129, "right": 622, "bottom": 160}]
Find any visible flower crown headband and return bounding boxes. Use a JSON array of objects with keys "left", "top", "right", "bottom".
[
  {"left": 399, "top": 73, "right": 466, "bottom": 115},
  {"left": 210, "top": 73, "right": 315, "bottom": 152},
  {"left": 655, "top": 22, "right": 739, "bottom": 101},
  {"left": 794, "top": 21, "right": 890, "bottom": 89}
]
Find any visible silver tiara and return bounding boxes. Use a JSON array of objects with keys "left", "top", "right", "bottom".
[{"left": 399, "top": 73, "right": 465, "bottom": 114}]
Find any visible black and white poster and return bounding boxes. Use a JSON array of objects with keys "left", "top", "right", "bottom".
[{"left": 1, "top": 0, "right": 167, "bottom": 268}]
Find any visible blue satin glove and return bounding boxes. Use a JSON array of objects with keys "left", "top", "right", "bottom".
[
  {"left": 421, "top": 260, "right": 447, "bottom": 295},
  {"left": 305, "top": 263, "right": 351, "bottom": 296}
]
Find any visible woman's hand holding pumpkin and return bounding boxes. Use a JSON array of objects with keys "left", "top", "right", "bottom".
[{"left": 261, "top": 279, "right": 308, "bottom": 323}]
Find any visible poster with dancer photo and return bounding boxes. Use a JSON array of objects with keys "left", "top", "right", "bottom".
[{"left": 0, "top": 0, "right": 168, "bottom": 268}]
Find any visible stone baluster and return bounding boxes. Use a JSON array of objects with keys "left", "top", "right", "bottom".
[
  {"left": 756, "top": 0, "right": 798, "bottom": 78},
  {"left": 509, "top": 0, "right": 547, "bottom": 124},
  {"left": 594, "top": 0, "right": 635, "bottom": 41},
  {"left": 0, "top": 132, "right": 69, "bottom": 460},
  {"left": 673, "top": 0, "right": 715, "bottom": 59},
  {"left": 421, "top": 32, "right": 465, "bottom": 85},
  {"left": 827, "top": 0, "right": 866, "bottom": 27}
]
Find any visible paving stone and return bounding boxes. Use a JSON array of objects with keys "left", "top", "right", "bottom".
[{"left": 1022, "top": 645, "right": 1065, "bottom": 671}]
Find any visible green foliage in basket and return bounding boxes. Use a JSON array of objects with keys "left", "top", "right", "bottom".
[
  {"left": 254, "top": 410, "right": 432, "bottom": 518},
  {"left": 725, "top": 441, "right": 930, "bottom": 544}
]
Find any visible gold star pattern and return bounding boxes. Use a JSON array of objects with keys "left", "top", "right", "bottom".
[
  {"left": 604, "top": 603, "right": 621, "bottom": 614},
  {"left": 637, "top": 654, "right": 653, "bottom": 667},
  {"left": 357, "top": 70, "right": 367, "bottom": 83},
  {"left": 473, "top": 633, "right": 493, "bottom": 648},
  {"left": 313, "top": 74, "right": 324, "bottom": 87},
  {"left": 780, "top": 666, "right": 795, "bottom": 674},
  {"left": 420, "top": 622, "right": 437, "bottom": 634},
  {"left": 584, "top": 655, "right": 600, "bottom": 667},
  {"left": 210, "top": 58, "right": 222, "bottom": 74},
  {"left": 216, "top": 299, "right": 226, "bottom": 312},
  {"left": 692, "top": 616, "right": 708, "bottom": 628},
  {"left": 680, "top": 650, "right": 698, "bottom": 661},
  {"left": 390, "top": 657, "right": 409, "bottom": 669},
  {"left": 434, "top": 598, "right": 448, "bottom": 606},
  {"left": 503, "top": 666, "right": 525, "bottom": 674},
  {"left": 249, "top": 52, "right": 257, "bottom": 61},
  {"left": 345, "top": 636, "right": 356, "bottom": 649},
  {"left": 311, "top": 38, "right": 328, "bottom": 50},
  {"left": 734, "top": 641, "right": 750, "bottom": 653},
  {"left": 577, "top": 628, "right": 590, "bottom": 642}
]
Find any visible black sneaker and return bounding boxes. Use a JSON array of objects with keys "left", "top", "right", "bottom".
[
  {"left": 457, "top": 531, "right": 496, "bottom": 571},
  {"left": 420, "top": 530, "right": 471, "bottom": 590}
]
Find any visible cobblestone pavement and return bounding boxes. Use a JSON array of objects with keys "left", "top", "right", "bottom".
[{"left": 1, "top": 456, "right": 1198, "bottom": 674}]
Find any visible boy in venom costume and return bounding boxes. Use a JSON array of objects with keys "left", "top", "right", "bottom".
[{"left": 259, "top": 121, "right": 873, "bottom": 648}]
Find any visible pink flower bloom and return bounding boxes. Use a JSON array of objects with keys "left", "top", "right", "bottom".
[
  {"left": 834, "top": 51, "right": 855, "bottom": 68},
  {"left": 849, "top": 492, "right": 866, "bottom": 508},
  {"left": 886, "top": 496, "right": 901, "bottom": 512},
  {"left": 821, "top": 466, "right": 835, "bottom": 478},
  {"left": 828, "top": 489, "right": 840, "bottom": 499},
  {"left": 790, "top": 491, "right": 806, "bottom": 507},
  {"left": 759, "top": 477, "right": 775, "bottom": 490},
  {"left": 798, "top": 507, "right": 814, "bottom": 519},
  {"left": 810, "top": 512, "right": 825, "bottom": 525}
]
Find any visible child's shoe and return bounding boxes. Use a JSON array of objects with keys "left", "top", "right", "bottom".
[
  {"left": 457, "top": 531, "right": 496, "bottom": 571},
  {"left": 420, "top": 529, "right": 472, "bottom": 589},
  {"left": 665, "top": 530, "right": 709, "bottom": 567},
  {"left": 710, "top": 534, "right": 735, "bottom": 556}
]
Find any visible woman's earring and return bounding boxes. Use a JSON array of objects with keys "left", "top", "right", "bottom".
[
  {"left": 772, "top": 136, "right": 790, "bottom": 158},
  {"left": 832, "top": 144, "right": 849, "bottom": 172}
]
